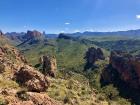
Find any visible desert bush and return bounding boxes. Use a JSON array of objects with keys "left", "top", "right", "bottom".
[
  {"left": 16, "top": 89, "right": 29, "bottom": 101},
  {"left": 0, "top": 64, "right": 5, "bottom": 73},
  {"left": 0, "top": 79, "right": 19, "bottom": 89},
  {"left": 63, "top": 96, "right": 70, "bottom": 104},
  {"left": 0, "top": 97, "right": 8, "bottom": 105},
  {"left": 101, "top": 84, "right": 119, "bottom": 100}
]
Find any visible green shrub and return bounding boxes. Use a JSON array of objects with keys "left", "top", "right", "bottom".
[
  {"left": 64, "top": 96, "right": 70, "bottom": 104},
  {"left": 0, "top": 98, "right": 8, "bottom": 105},
  {"left": 101, "top": 84, "right": 119, "bottom": 100},
  {"left": 0, "top": 64, "right": 5, "bottom": 73},
  {"left": 16, "top": 89, "right": 29, "bottom": 101}
]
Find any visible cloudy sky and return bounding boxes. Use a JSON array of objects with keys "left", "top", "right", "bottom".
[{"left": 0, "top": 0, "right": 140, "bottom": 33}]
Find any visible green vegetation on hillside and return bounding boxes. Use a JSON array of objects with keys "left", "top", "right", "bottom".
[{"left": 16, "top": 36, "right": 136, "bottom": 105}]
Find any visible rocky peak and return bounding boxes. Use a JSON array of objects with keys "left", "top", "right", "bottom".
[
  {"left": 84, "top": 47, "right": 105, "bottom": 70},
  {"left": 26, "top": 30, "right": 43, "bottom": 39},
  {"left": 39, "top": 55, "right": 57, "bottom": 77}
]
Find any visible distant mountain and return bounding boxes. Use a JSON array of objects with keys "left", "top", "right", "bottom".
[
  {"left": 6, "top": 32, "right": 26, "bottom": 42},
  {"left": 68, "top": 29, "right": 140, "bottom": 37},
  {"left": 5, "top": 29, "right": 140, "bottom": 42},
  {"left": 6, "top": 30, "right": 45, "bottom": 43},
  {"left": 46, "top": 34, "right": 58, "bottom": 38},
  {"left": 6, "top": 31, "right": 58, "bottom": 40}
]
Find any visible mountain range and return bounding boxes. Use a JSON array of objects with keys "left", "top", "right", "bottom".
[{"left": 5, "top": 29, "right": 140, "bottom": 40}]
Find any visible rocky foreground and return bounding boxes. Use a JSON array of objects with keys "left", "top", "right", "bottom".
[
  {"left": 0, "top": 42, "right": 60, "bottom": 104},
  {"left": 0, "top": 32, "right": 110, "bottom": 105}
]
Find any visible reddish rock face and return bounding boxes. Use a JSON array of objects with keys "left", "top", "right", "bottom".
[
  {"left": 14, "top": 65, "right": 50, "bottom": 92},
  {"left": 84, "top": 47, "right": 105, "bottom": 70},
  {"left": 40, "top": 55, "right": 57, "bottom": 77},
  {"left": 26, "top": 30, "right": 42, "bottom": 39},
  {"left": 102, "top": 51, "right": 140, "bottom": 89}
]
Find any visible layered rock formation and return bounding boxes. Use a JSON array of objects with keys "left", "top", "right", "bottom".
[
  {"left": 84, "top": 47, "right": 105, "bottom": 70},
  {"left": 26, "top": 30, "right": 42, "bottom": 39},
  {"left": 40, "top": 55, "right": 57, "bottom": 77}
]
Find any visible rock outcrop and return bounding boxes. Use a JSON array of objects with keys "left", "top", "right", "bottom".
[
  {"left": 84, "top": 47, "right": 105, "bottom": 70},
  {"left": 40, "top": 55, "right": 57, "bottom": 77},
  {"left": 0, "top": 39, "right": 60, "bottom": 105},
  {"left": 26, "top": 30, "right": 42, "bottom": 39},
  {"left": 14, "top": 65, "right": 50, "bottom": 92},
  {"left": 0, "top": 45, "right": 27, "bottom": 64},
  {"left": 101, "top": 51, "right": 140, "bottom": 89}
]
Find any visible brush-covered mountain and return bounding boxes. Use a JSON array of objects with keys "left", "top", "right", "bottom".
[
  {"left": 5, "top": 29, "right": 140, "bottom": 41},
  {"left": 1, "top": 29, "right": 140, "bottom": 105},
  {"left": 0, "top": 31, "right": 111, "bottom": 105}
]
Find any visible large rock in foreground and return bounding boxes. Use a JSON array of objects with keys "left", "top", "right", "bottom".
[
  {"left": 84, "top": 47, "right": 105, "bottom": 70},
  {"left": 14, "top": 65, "right": 49, "bottom": 92}
]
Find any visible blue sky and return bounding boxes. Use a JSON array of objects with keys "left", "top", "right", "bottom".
[{"left": 0, "top": 0, "right": 140, "bottom": 33}]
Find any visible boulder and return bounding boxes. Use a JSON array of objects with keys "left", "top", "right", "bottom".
[
  {"left": 84, "top": 47, "right": 105, "bottom": 70},
  {"left": 14, "top": 65, "right": 50, "bottom": 92},
  {"left": 40, "top": 55, "right": 57, "bottom": 77}
]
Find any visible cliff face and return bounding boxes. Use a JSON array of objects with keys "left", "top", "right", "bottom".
[
  {"left": 6, "top": 30, "right": 43, "bottom": 43},
  {"left": 26, "top": 30, "right": 42, "bottom": 39},
  {"left": 102, "top": 51, "right": 140, "bottom": 89},
  {"left": 110, "top": 51, "right": 140, "bottom": 89},
  {"left": 84, "top": 47, "right": 105, "bottom": 70}
]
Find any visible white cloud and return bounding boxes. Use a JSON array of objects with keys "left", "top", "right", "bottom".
[
  {"left": 136, "top": 15, "right": 140, "bottom": 19},
  {"left": 65, "top": 22, "right": 70, "bottom": 25}
]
